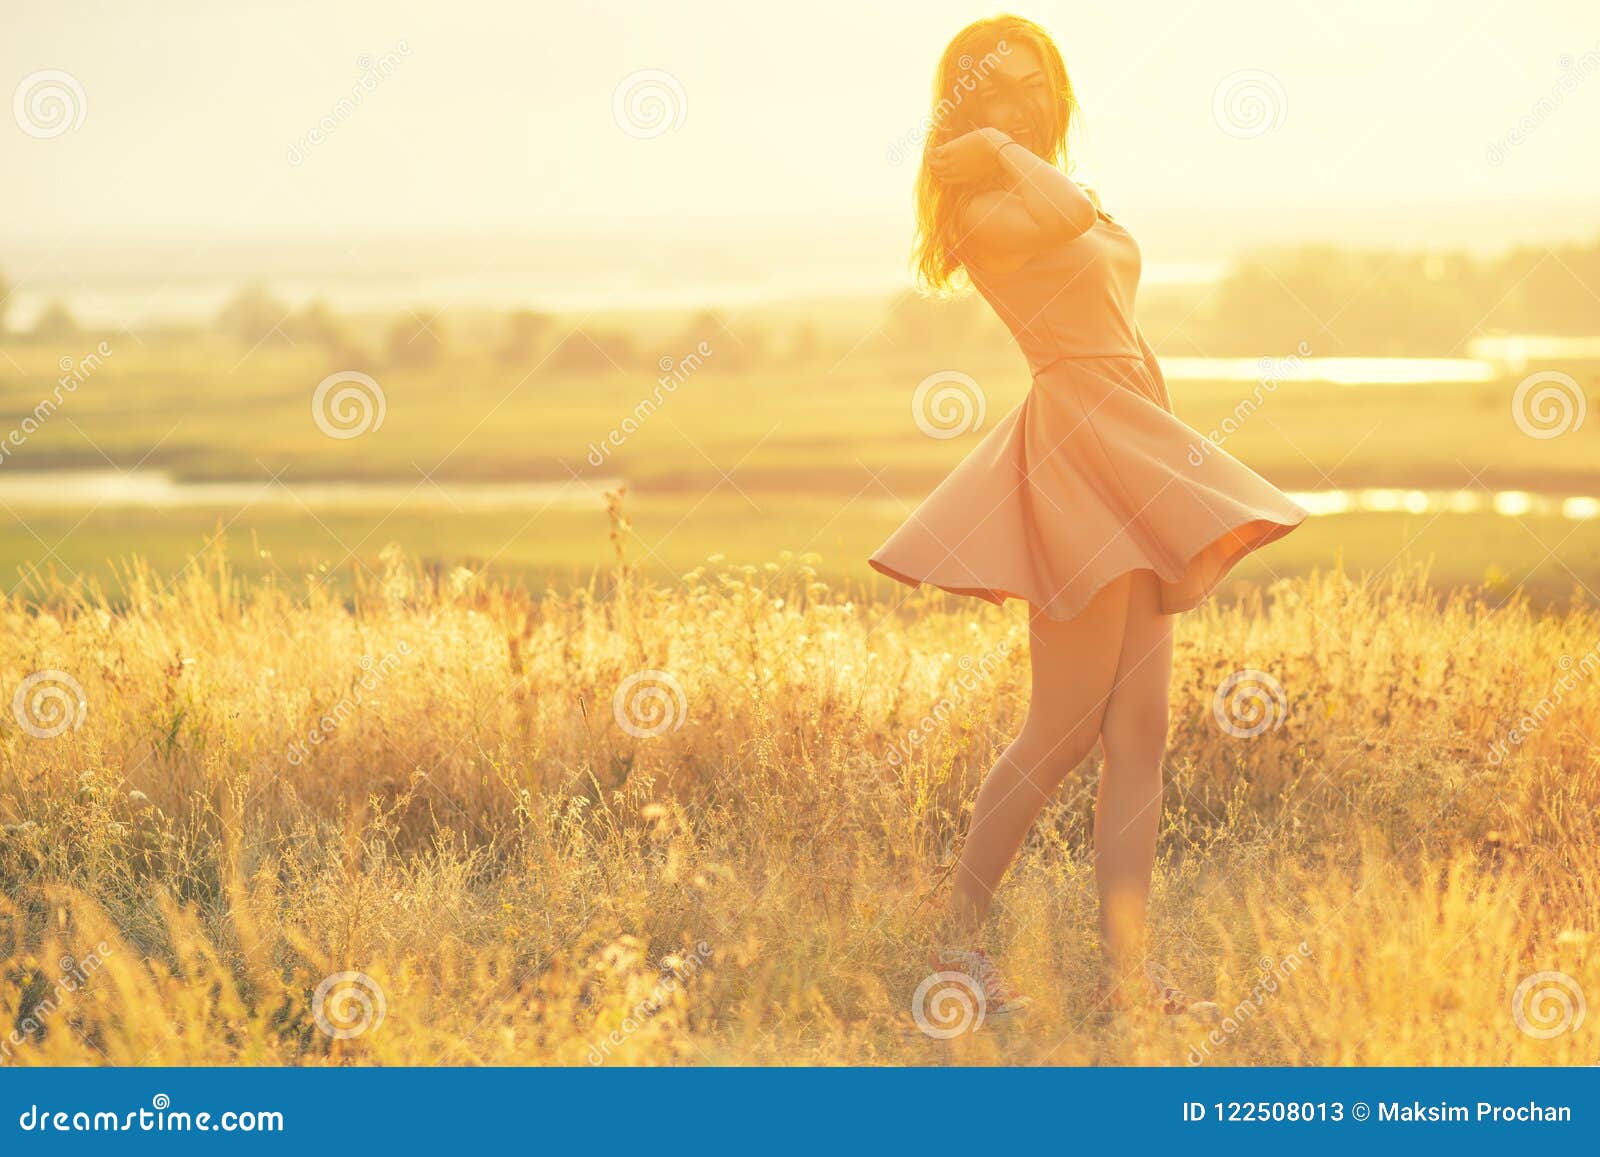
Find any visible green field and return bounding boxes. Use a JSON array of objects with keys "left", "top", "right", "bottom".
[
  {"left": 1, "top": 329, "right": 1598, "bottom": 604},
  {"left": 2, "top": 496, "right": 1599, "bottom": 613}
]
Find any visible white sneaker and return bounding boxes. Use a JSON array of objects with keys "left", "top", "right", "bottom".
[
  {"left": 1144, "top": 960, "right": 1220, "bottom": 1020},
  {"left": 930, "top": 946, "right": 1032, "bottom": 1016}
]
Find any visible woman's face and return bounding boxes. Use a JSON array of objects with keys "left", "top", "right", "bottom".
[{"left": 969, "top": 40, "right": 1054, "bottom": 151}]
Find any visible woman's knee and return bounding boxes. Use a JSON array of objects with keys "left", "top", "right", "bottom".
[
  {"left": 1011, "top": 722, "right": 1100, "bottom": 790},
  {"left": 1100, "top": 704, "right": 1170, "bottom": 769}
]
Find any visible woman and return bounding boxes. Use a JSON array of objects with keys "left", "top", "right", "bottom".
[{"left": 869, "top": 15, "right": 1307, "bottom": 1018}]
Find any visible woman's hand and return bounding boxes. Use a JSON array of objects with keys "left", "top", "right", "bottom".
[{"left": 929, "top": 128, "right": 1009, "bottom": 186}]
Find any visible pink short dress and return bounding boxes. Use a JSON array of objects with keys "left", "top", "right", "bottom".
[{"left": 869, "top": 209, "right": 1307, "bottom": 622}]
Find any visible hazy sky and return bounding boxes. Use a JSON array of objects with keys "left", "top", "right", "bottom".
[{"left": 4, "top": 0, "right": 1598, "bottom": 242}]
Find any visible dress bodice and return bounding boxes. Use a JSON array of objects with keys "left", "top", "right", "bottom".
[{"left": 965, "top": 212, "right": 1145, "bottom": 374}]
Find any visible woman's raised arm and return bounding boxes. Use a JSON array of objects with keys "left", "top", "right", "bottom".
[{"left": 930, "top": 127, "right": 1098, "bottom": 263}]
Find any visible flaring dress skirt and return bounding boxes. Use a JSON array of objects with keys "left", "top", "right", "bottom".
[{"left": 869, "top": 211, "right": 1306, "bottom": 622}]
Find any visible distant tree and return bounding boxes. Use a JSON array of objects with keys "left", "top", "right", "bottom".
[
  {"left": 549, "top": 327, "right": 637, "bottom": 374},
  {"left": 282, "top": 299, "right": 348, "bottom": 349},
  {"left": 30, "top": 300, "right": 80, "bottom": 342},
  {"left": 787, "top": 320, "right": 822, "bottom": 363},
  {"left": 1208, "top": 253, "right": 1342, "bottom": 355},
  {"left": 1498, "top": 243, "right": 1600, "bottom": 334},
  {"left": 281, "top": 299, "right": 371, "bottom": 364},
  {"left": 387, "top": 311, "right": 447, "bottom": 368},
  {"left": 216, "top": 283, "right": 292, "bottom": 346},
  {"left": 877, "top": 289, "right": 993, "bottom": 360},
  {"left": 677, "top": 309, "right": 751, "bottom": 371},
  {"left": 496, "top": 309, "right": 554, "bottom": 365}
]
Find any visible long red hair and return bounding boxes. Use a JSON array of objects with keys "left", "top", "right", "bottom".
[{"left": 912, "top": 15, "right": 1078, "bottom": 292}]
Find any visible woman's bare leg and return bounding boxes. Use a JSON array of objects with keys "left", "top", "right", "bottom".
[
  {"left": 946, "top": 574, "right": 1133, "bottom": 937},
  {"left": 1094, "top": 569, "right": 1174, "bottom": 975}
]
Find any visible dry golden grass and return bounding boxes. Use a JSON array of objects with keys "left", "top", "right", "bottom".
[{"left": 1, "top": 538, "right": 1596, "bottom": 1066}]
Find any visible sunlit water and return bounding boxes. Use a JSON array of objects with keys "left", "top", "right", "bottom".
[
  {"left": 1160, "top": 356, "right": 1497, "bottom": 385},
  {"left": 0, "top": 470, "right": 622, "bottom": 511},
  {"left": 1286, "top": 489, "right": 1600, "bottom": 521},
  {"left": 0, "top": 471, "right": 1597, "bottom": 523}
]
